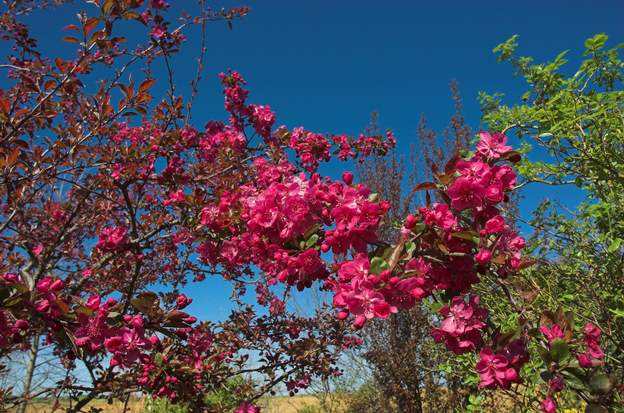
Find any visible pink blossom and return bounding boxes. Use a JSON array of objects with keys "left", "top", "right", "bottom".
[
  {"left": 75, "top": 298, "right": 114, "bottom": 352},
  {"left": 475, "top": 348, "right": 520, "bottom": 389},
  {"left": 432, "top": 295, "right": 487, "bottom": 354},
  {"left": 1, "top": 273, "right": 21, "bottom": 283},
  {"left": 249, "top": 104, "right": 275, "bottom": 141},
  {"left": 342, "top": 171, "right": 353, "bottom": 185},
  {"left": 277, "top": 249, "right": 328, "bottom": 290},
  {"left": 163, "top": 189, "right": 185, "bottom": 206},
  {"left": 541, "top": 398, "right": 557, "bottom": 413},
  {"left": 475, "top": 248, "right": 492, "bottom": 265},
  {"left": 549, "top": 376, "right": 564, "bottom": 393},
  {"left": 539, "top": 324, "right": 565, "bottom": 344},
  {"left": 105, "top": 315, "right": 153, "bottom": 368},
  {"left": 33, "top": 243, "right": 44, "bottom": 256},
  {"left": 235, "top": 402, "right": 261, "bottom": 413},
  {"left": 577, "top": 352, "right": 594, "bottom": 368},
  {"left": 289, "top": 128, "right": 331, "bottom": 172},
  {"left": 476, "top": 131, "right": 512, "bottom": 159},
  {"left": 348, "top": 288, "right": 392, "bottom": 328},
  {"left": 419, "top": 203, "right": 457, "bottom": 230},
  {"left": 483, "top": 215, "right": 505, "bottom": 235},
  {"left": 446, "top": 177, "right": 485, "bottom": 211},
  {"left": 150, "top": 25, "right": 166, "bottom": 39},
  {"left": 96, "top": 227, "right": 128, "bottom": 252},
  {"left": 176, "top": 294, "right": 192, "bottom": 309},
  {"left": 577, "top": 322, "right": 604, "bottom": 367}
]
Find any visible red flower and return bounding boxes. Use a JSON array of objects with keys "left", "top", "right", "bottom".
[
  {"left": 476, "top": 131, "right": 512, "bottom": 159},
  {"left": 475, "top": 348, "right": 520, "bottom": 389},
  {"left": 96, "top": 227, "right": 128, "bottom": 252}
]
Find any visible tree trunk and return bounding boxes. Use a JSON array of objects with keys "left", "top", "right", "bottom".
[{"left": 17, "top": 335, "right": 39, "bottom": 413}]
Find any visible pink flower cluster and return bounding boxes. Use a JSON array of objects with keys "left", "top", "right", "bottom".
[
  {"left": 235, "top": 402, "right": 261, "bottom": 413},
  {"left": 475, "top": 340, "right": 526, "bottom": 390},
  {"left": 541, "top": 376, "right": 565, "bottom": 413},
  {"left": 446, "top": 157, "right": 516, "bottom": 211},
  {"left": 431, "top": 295, "right": 487, "bottom": 354},
  {"left": 71, "top": 293, "right": 158, "bottom": 369},
  {"left": 198, "top": 162, "right": 388, "bottom": 292},
  {"left": 354, "top": 130, "right": 396, "bottom": 158},
  {"left": 136, "top": 326, "right": 215, "bottom": 400},
  {"left": 105, "top": 314, "right": 156, "bottom": 368},
  {"left": 34, "top": 277, "right": 66, "bottom": 317},
  {"left": 0, "top": 308, "right": 29, "bottom": 349},
  {"left": 220, "top": 71, "right": 275, "bottom": 142},
  {"left": 325, "top": 131, "right": 531, "bottom": 389},
  {"left": 332, "top": 254, "right": 396, "bottom": 328},
  {"left": 540, "top": 321, "right": 605, "bottom": 369},
  {"left": 475, "top": 131, "right": 512, "bottom": 159},
  {"left": 96, "top": 226, "right": 128, "bottom": 252},
  {"left": 288, "top": 127, "right": 332, "bottom": 172},
  {"left": 74, "top": 295, "right": 118, "bottom": 352},
  {"left": 577, "top": 322, "right": 604, "bottom": 368},
  {"left": 287, "top": 128, "right": 396, "bottom": 172},
  {"left": 539, "top": 323, "right": 565, "bottom": 344},
  {"left": 322, "top": 184, "right": 389, "bottom": 255}
]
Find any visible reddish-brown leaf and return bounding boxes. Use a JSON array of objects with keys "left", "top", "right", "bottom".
[
  {"left": 444, "top": 153, "right": 461, "bottom": 174},
  {"left": 413, "top": 181, "right": 436, "bottom": 191},
  {"left": 44, "top": 80, "right": 56, "bottom": 91},
  {"left": 139, "top": 78, "right": 156, "bottom": 93},
  {"left": 0, "top": 97, "right": 10, "bottom": 114},
  {"left": 84, "top": 17, "right": 99, "bottom": 36},
  {"left": 5, "top": 147, "right": 21, "bottom": 167},
  {"left": 54, "top": 57, "right": 67, "bottom": 72},
  {"left": 63, "top": 36, "right": 80, "bottom": 44}
]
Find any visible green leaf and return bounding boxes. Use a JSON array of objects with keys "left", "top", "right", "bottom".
[
  {"left": 537, "top": 345, "right": 552, "bottom": 364},
  {"left": 584, "top": 33, "right": 608, "bottom": 52},
  {"left": 608, "top": 308, "right": 624, "bottom": 319},
  {"left": 305, "top": 233, "right": 319, "bottom": 248},
  {"left": 430, "top": 301, "right": 444, "bottom": 313},
  {"left": 405, "top": 241, "right": 416, "bottom": 256},
  {"left": 106, "top": 311, "right": 122, "bottom": 324},
  {"left": 451, "top": 231, "right": 479, "bottom": 244},
  {"left": 368, "top": 193, "right": 380, "bottom": 202},
  {"left": 369, "top": 257, "right": 389, "bottom": 275},
  {"left": 607, "top": 238, "right": 622, "bottom": 253},
  {"left": 493, "top": 35, "right": 519, "bottom": 62},
  {"left": 589, "top": 372, "right": 614, "bottom": 395}
]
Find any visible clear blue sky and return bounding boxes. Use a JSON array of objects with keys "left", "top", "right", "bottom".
[{"left": 14, "top": 0, "right": 624, "bottom": 321}]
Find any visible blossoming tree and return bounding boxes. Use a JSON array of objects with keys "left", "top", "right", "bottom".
[{"left": 0, "top": 1, "right": 619, "bottom": 413}]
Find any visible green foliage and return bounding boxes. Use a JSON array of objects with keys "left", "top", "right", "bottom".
[
  {"left": 204, "top": 376, "right": 256, "bottom": 412},
  {"left": 343, "top": 379, "right": 389, "bottom": 413},
  {"left": 143, "top": 376, "right": 255, "bottom": 413},
  {"left": 144, "top": 397, "right": 189, "bottom": 413},
  {"left": 480, "top": 33, "right": 624, "bottom": 410}
]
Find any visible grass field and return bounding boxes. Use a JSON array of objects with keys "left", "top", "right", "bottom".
[
  {"left": 15, "top": 395, "right": 587, "bottom": 413},
  {"left": 18, "top": 395, "right": 323, "bottom": 413}
]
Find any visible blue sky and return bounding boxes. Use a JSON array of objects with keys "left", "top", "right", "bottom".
[{"left": 14, "top": 0, "right": 624, "bottom": 321}]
